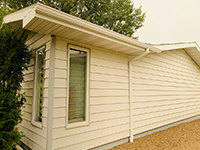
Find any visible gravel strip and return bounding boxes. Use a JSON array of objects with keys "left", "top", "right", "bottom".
[{"left": 109, "top": 119, "right": 200, "bottom": 150}]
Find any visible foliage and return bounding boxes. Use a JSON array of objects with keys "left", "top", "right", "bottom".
[
  {"left": 0, "top": 3, "right": 15, "bottom": 25},
  {"left": 1, "top": 0, "right": 145, "bottom": 38},
  {"left": 0, "top": 25, "right": 31, "bottom": 150},
  {"left": 101, "top": 0, "right": 145, "bottom": 38}
]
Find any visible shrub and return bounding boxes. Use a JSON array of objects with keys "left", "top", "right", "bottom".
[{"left": 0, "top": 25, "right": 31, "bottom": 150}]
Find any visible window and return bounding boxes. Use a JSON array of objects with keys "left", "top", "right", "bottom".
[
  {"left": 32, "top": 46, "right": 46, "bottom": 128},
  {"left": 67, "top": 45, "right": 89, "bottom": 128}
]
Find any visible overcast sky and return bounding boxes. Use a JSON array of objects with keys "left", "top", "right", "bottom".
[{"left": 133, "top": 0, "right": 200, "bottom": 45}]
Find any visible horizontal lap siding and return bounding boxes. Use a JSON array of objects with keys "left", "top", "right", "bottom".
[
  {"left": 53, "top": 39, "right": 68, "bottom": 133},
  {"left": 132, "top": 50, "right": 200, "bottom": 135},
  {"left": 20, "top": 32, "right": 51, "bottom": 150},
  {"left": 52, "top": 39, "right": 130, "bottom": 150}
]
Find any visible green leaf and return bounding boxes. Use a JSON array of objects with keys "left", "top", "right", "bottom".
[{"left": 0, "top": 25, "right": 31, "bottom": 149}]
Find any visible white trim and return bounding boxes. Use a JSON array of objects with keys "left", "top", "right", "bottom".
[
  {"left": 128, "top": 61, "right": 133, "bottom": 142},
  {"left": 34, "top": 3, "right": 160, "bottom": 52},
  {"left": 31, "top": 121, "right": 42, "bottom": 128},
  {"left": 66, "top": 44, "right": 90, "bottom": 129},
  {"left": 3, "top": 2, "right": 161, "bottom": 53},
  {"left": 46, "top": 35, "right": 56, "bottom": 150},
  {"left": 154, "top": 42, "right": 200, "bottom": 67},
  {"left": 31, "top": 45, "right": 46, "bottom": 129},
  {"left": 154, "top": 42, "right": 200, "bottom": 52},
  {"left": 23, "top": 7, "right": 36, "bottom": 28},
  {"left": 2, "top": 4, "right": 36, "bottom": 25}
]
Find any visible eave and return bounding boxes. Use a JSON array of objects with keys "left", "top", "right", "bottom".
[
  {"left": 154, "top": 42, "right": 200, "bottom": 67},
  {"left": 3, "top": 2, "right": 161, "bottom": 56}
]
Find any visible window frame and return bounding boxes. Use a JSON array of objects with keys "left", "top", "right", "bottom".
[
  {"left": 31, "top": 45, "right": 46, "bottom": 128},
  {"left": 66, "top": 44, "right": 90, "bottom": 129}
]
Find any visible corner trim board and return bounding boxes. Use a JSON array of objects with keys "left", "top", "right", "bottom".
[{"left": 46, "top": 35, "right": 56, "bottom": 150}]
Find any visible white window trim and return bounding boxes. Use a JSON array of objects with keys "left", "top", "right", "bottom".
[
  {"left": 31, "top": 45, "right": 46, "bottom": 129},
  {"left": 66, "top": 44, "right": 90, "bottom": 129}
]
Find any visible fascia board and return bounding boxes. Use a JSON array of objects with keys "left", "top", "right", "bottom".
[
  {"left": 3, "top": 2, "right": 161, "bottom": 53},
  {"left": 34, "top": 3, "right": 161, "bottom": 53},
  {"left": 194, "top": 42, "right": 200, "bottom": 52},
  {"left": 155, "top": 42, "right": 200, "bottom": 51},
  {"left": 22, "top": 7, "right": 37, "bottom": 29},
  {"left": 155, "top": 42, "right": 200, "bottom": 67},
  {"left": 2, "top": 4, "right": 36, "bottom": 25},
  {"left": 33, "top": 11, "right": 146, "bottom": 52}
]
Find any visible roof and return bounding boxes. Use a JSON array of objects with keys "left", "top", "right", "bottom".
[
  {"left": 154, "top": 42, "right": 200, "bottom": 67},
  {"left": 2, "top": 2, "right": 161, "bottom": 56}
]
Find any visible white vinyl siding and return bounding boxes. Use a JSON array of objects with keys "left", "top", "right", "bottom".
[
  {"left": 52, "top": 38, "right": 130, "bottom": 150},
  {"left": 20, "top": 32, "right": 51, "bottom": 150},
  {"left": 131, "top": 50, "right": 200, "bottom": 135},
  {"left": 22, "top": 35, "right": 200, "bottom": 150},
  {"left": 52, "top": 42, "right": 200, "bottom": 149}
]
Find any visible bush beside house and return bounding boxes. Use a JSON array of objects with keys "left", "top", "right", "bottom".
[{"left": 0, "top": 26, "right": 31, "bottom": 150}]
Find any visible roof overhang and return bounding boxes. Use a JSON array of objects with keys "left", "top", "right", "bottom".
[
  {"left": 3, "top": 2, "right": 161, "bottom": 56},
  {"left": 154, "top": 42, "right": 200, "bottom": 67}
]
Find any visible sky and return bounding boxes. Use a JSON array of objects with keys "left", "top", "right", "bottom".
[{"left": 133, "top": 0, "right": 200, "bottom": 45}]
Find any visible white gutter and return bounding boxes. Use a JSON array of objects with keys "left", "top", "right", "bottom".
[
  {"left": 2, "top": 2, "right": 161, "bottom": 53},
  {"left": 129, "top": 48, "right": 150, "bottom": 142},
  {"left": 34, "top": 2, "right": 161, "bottom": 53}
]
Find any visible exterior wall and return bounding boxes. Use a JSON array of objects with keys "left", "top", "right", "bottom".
[
  {"left": 131, "top": 50, "right": 200, "bottom": 135},
  {"left": 21, "top": 34, "right": 200, "bottom": 150},
  {"left": 20, "top": 32, "right": 51, "bottom": 150},
  {"left": 92, "top": 114, "right": 200, "bottom": 150},
  {"left": 51, "top": 38, "right": 130, "bottom": 150}
]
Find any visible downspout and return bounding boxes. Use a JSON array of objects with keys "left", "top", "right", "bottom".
[{"left": 129, "top": 48, "right": 150, "bottom": 142}]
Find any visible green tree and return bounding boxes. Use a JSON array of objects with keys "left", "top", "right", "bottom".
[
  {"left": 101, "top": 0, "right": 145, "bottom": 37},
  {"left": 0, "top": 2, "right": 15, "bottom": 25},
  {"left": 1, "top": 0, "right": 145, "bottom": 38},
  {"left": 76, "top": 0, "right": 110, "bottom": 25},
  {"left": 0, "top": 26, "right": 31, "bottom": 149}
]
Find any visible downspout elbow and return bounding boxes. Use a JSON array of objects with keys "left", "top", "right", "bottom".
[{"left": 130, "top": 48, "right": 150, "bottom": 62}]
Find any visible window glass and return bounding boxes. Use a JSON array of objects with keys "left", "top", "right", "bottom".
[
  {"left": 35, "top": 48, "right": 45, "bottom": 122},
  {"left": 68, "top": 49, "right": 87, "bottom": 124}
]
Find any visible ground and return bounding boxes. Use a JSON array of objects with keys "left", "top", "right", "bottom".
[{"left": 109, "top": 119, "right": 200, "bottom": 150}]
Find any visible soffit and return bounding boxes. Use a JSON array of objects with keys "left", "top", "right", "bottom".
[{"left": 3, "top": 2, "right": 161, "bottom": 57}]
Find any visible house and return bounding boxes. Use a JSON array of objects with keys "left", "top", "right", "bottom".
[{"left": 3, "top": 3, "right": 200, "bottom": 150}]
